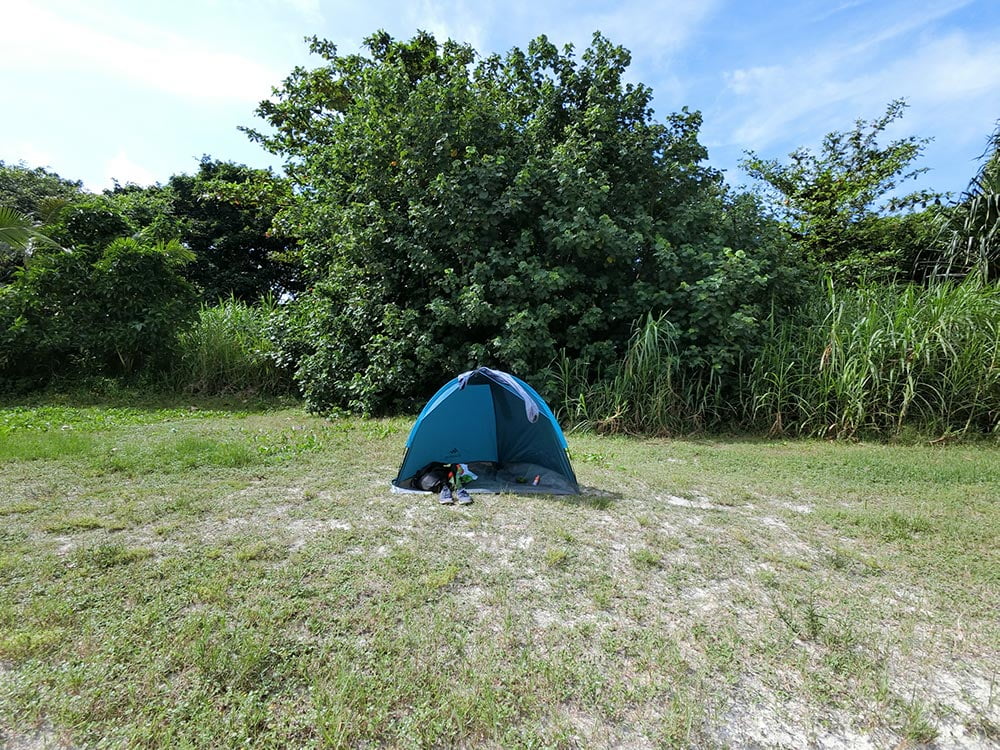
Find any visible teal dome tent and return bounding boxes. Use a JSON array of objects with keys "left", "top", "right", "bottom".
[{"left": 392, "top": 367, "right": 579, "bottom": 495}]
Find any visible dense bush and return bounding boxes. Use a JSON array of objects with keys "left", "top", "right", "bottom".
[
  {"left": 250, "top": 31, "right": 806, "bottom": 413},
  {"left": 560, "top": 277, "right": 1000, "bottom": 438},
  {"left": 0, "top": 238, "right": 197, "bottom": 380}
]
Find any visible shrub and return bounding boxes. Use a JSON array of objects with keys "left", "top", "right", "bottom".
[
  {"left": 0, "top": 238, "right": 197, "bottom": 380},
  {"left": 173, "top": 296, "right": 292, "bottom": 395}
]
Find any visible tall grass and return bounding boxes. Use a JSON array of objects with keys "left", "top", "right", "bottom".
[
  {"left": 748, "top": 277, "right": 1000, "bottom": 438},
  {"left": 554, "top": 314, "right": 730, "bottom": 436},
  {"left": 172, "top": 296, "right": 292, "bottom": 395},
  {"left": 556, "top": 278, "right": 1000, "bottom": 439}
]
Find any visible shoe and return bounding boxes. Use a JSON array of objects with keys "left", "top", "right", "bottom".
[
  {"left": 456, "top": 488, "right": 473, "bottom": 505},
  {"left": 439, "top": 487, "right": 454, "bottom": 504}
]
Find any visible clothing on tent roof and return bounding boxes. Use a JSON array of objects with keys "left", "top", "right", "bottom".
[{"left": 458, "top": 367, "right": 539, "bottom": 423}]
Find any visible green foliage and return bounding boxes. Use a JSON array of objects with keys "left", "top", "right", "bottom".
[
  {"left": 0, "top": 165, "right": 95, "bottom": 282},
  {"left": 172, "top": 296, "right": 292, "bottom": 395},
  {"left": 108, "top": 158, "right": 300, "bottom": 302},
  {"left": 560, "top": 275, "right": 1000, "bottom": 438},
  {"left": 1, "top": 159, "right": 293, "bottom": 389},
  {"left": 0, "top": 206, "right": 62, "bottom": 283},
  {"left": 0, "top": 250, "right": 93, "bottom": 378},
  {"left": 936, "top": 122, "right": 1000, "bottom": 281},
  {"left": 91, "top": 238, "right": 197, "bottom": 373},
  {"left": 23, "top": 158, "right": 297, "bottom": 305},
  {"left": 0, "top": 206, "right": 59, "bottom": 251},
  {"left": 742, "top": 100, "right": 939, "bottom": 281},
  {"left": 747, "top": 276, "right": 1000, "bottom": 438},
  {"left": 0, "top": 237, "right": 197, "bottom": 380},
  {"left": 251, "top": 31, "right": 801, "bottom": 413},
  {"left": 555, "top": 314, "right": 724, "bottom": 436},
  {"left": 106, "top": 181, "right": 178, "bottom": 243},
  {"left": 46, "top": 197, "right": 132, "bottom": 253},
  {"left": 0, "top": 160, "right": 84, "bottom": 215}
]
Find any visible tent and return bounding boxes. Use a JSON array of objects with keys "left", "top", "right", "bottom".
[{"left": 391, "top": 367, "right": 579, "bottom": 495}]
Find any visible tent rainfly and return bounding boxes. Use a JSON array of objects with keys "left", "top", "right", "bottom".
[{"left": 391, "top": 367, "right": 579, "bottom": 495}]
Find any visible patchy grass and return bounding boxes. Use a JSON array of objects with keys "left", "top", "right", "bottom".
[{"left": 0, "top": 401, "right": 997, "bottom": 748}]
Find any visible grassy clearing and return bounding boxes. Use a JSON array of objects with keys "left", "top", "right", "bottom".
[{"left": 0, "top": 399, "right": 997, "bottom": 748}]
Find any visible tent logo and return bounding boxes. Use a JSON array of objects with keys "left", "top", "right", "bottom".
[{"left": 448, "top": 448, "right": 460, "bottom": 456}]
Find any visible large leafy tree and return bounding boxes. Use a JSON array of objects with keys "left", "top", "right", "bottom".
[
  {"left": 742, "top": 100, "right": 938, "bottom": 281},
  {"left": 249, "top": 31, "right": 797, "bottom": 413},
  {"left": 109, "top": 158, "right": 300, "bottom": 302}
]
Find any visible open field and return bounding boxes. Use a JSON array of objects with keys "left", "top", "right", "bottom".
[{"left": 0, "top": 398, "right": 997, "bottom": 748}]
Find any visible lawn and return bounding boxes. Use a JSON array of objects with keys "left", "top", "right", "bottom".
[{"left": 0, "top": 397, "right": 997, "bottom": 748}]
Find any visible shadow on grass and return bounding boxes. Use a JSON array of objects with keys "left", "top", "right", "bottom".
[{"left": 549, "top": 485, "right": 621, "bottom": 510}]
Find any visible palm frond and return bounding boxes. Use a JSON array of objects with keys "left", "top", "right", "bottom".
[
  {"left": 0, "top": 205, "right": 61, "bottom": 253},
  {"left": 936, "top": 122, "right": 1000, "bottom": 280}
]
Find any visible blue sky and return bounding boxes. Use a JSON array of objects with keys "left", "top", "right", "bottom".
[{"left": 4, "top": 0, "right": 999, "bottom": 198}]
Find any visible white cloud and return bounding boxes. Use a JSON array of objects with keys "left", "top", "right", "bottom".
[
  {"left": 103, "top": 151, "right": 157, "bottom": 190},
  {"left": 882, "top": 32, "right": 1000, "bottom": 101},
  {"left": 1, "top": 4, "right": 281, "bottom": 103},
  {"left": 840, "top": 0, "right": 972, "bottom": 57},
  {"left": 716, "top": 23, "right": 1000, "bottom": 154},
  {"left": 3, "top": 144, "right": 57, "bottom": 172},
  {"left": 724, "top": 66, "right": 783, "bottom": 96}
]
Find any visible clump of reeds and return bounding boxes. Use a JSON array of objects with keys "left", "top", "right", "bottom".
[
  {"left": 555, "top": 277, "right": 999, "bottom": 439},
  {"left": 747, "top": 276, "right": 1000, "bottom": 438},
  {"left": 173, "top": 296, "right": 291, "bottom": 395},
  {"left": 554, "top": 314, "right": 729, "bottom": 436}
]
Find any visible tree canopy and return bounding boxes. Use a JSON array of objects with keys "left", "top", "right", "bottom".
[
  {"left": 248, "top": 31, "right": 800, "bottom": 413},
  {"left": 742, "top": 100, "right": 938, "bottom": 281},
  {"left": 0, "top": 161, "right": 84, "bottom": 217},
  {"left": 102, "top": 158, "right": 299, "bottom": 302}
]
